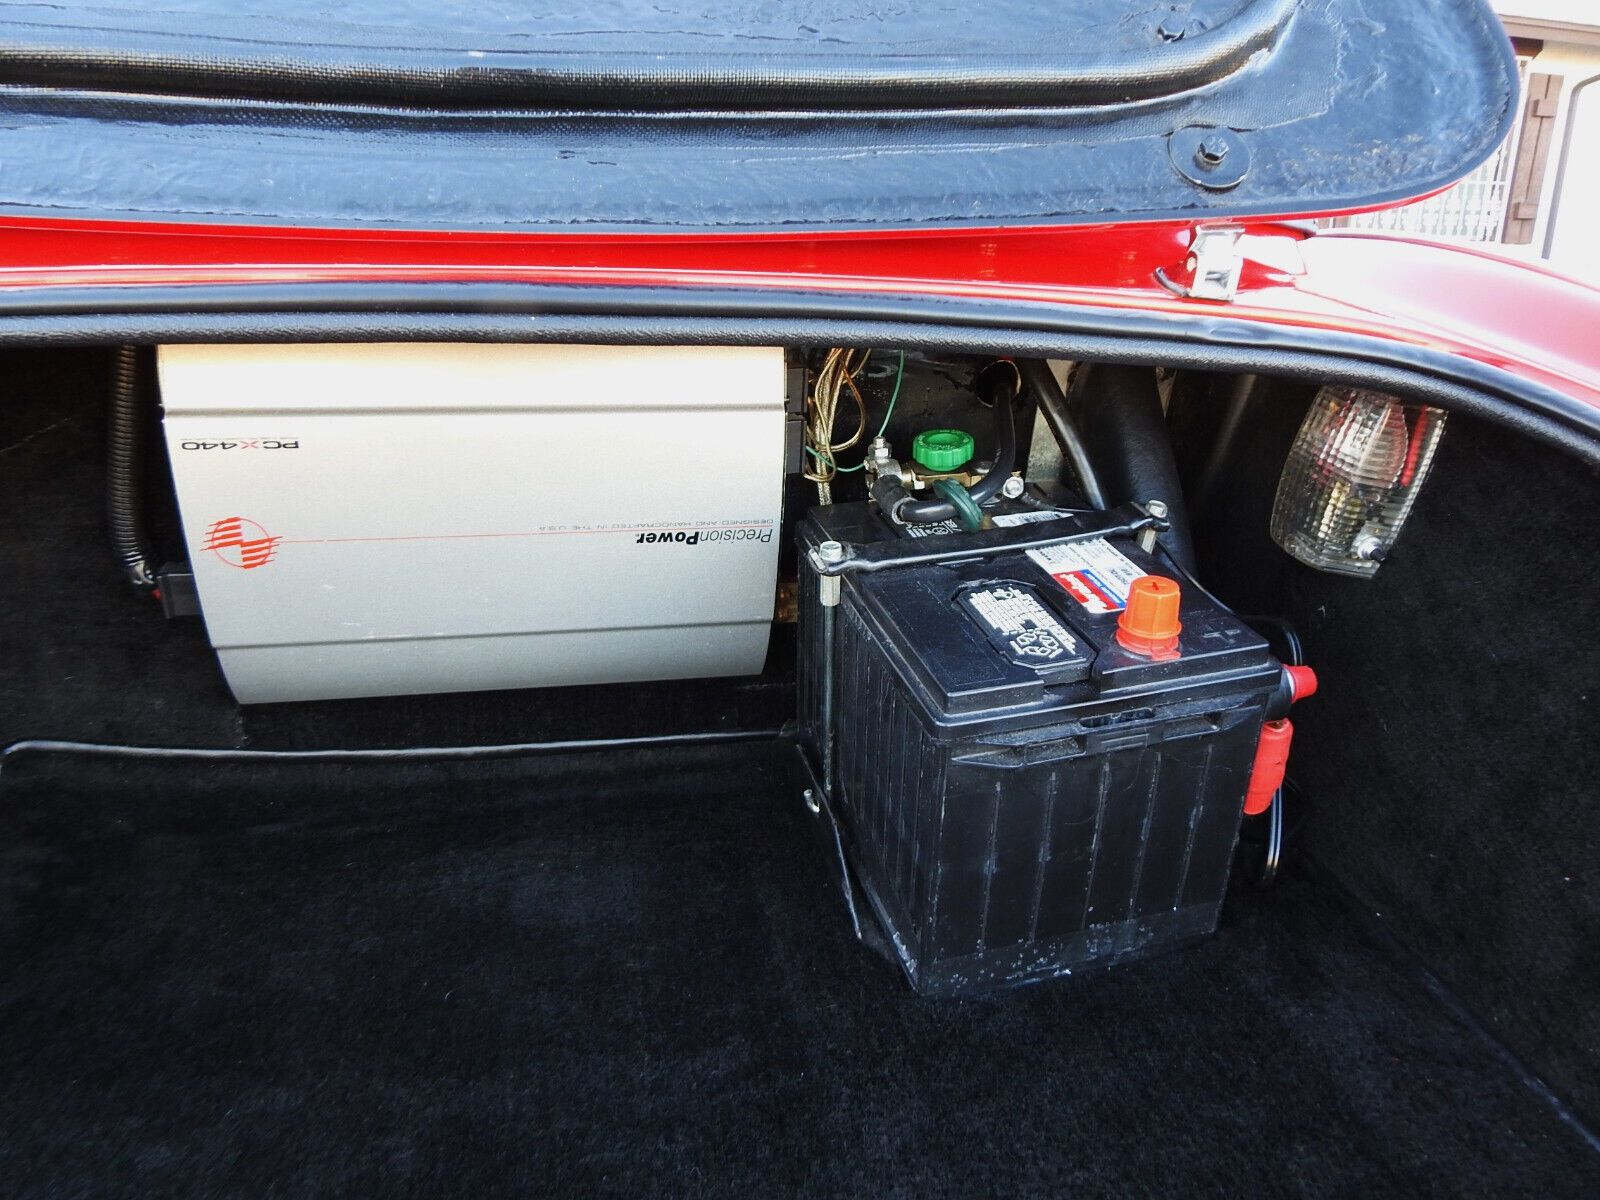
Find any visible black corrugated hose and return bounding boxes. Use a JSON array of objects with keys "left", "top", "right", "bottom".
[
  {"left": 106, "top": 344, "right": 155, "bottom": 591},
  {"left": 1066, "top": 363, "right": 1198, "bottom": 575}
]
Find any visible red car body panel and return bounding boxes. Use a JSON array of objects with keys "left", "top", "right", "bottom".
[{"left": 1, "top": 215, "right": 1596, "bottom": 412}]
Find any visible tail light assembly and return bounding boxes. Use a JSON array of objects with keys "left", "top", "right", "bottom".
[{"left": 1271, "top": 386, "right": 1448, "bottom": 578}]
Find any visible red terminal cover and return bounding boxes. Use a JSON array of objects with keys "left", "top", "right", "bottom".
[
  {"left": 1245, "top": 719, "right": 1294, "bottom": 816},
  {"left": 1245, "top": 667, "right": 1319, "bottom": 814},
  {"left": 1285, "top": 665, "right": 1318, "bottom": 701}
]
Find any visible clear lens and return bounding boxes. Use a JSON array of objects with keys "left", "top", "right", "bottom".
[{"left": 1270, "top": 386, "right": 1446, "bottom": 578}]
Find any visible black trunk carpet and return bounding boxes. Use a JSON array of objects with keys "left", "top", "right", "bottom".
[
  {"left": 3, "top": 742, "right": 1597, "bottom": 1199},
  {"left": 1188, "top": 396, "right": 1600, "bottom": 1126}
]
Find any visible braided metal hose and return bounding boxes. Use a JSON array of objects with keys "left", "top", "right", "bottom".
[{"left": 106, "top": 345, "right": 155, "bottom": 591}]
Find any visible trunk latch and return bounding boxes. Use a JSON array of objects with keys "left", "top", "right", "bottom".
[{"left": 1156, "top": 226, "right": 1245, "bottom": 302}]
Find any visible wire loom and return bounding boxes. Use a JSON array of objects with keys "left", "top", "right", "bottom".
[
  {"left": 802, "top": 347, "right": 868, "bottom": 503},
  {"left": 803, "top": 348, "right": 908, "bottom": 504}
]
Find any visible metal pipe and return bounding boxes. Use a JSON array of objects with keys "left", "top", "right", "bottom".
[
  {"left": 1541, "top": 72, "right": 1600, "bottom": 262},
  {"left": 0, "top": 728, "right": 784, "bottom": 774},
  {"left": 1018, "top": 359, "right": 1108, "bottom": 509}
]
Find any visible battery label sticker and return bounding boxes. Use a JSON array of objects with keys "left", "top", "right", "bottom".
[
  {"left": 901, "top": 520, "right": 958, "bottom": 539},
  {"left": 901, "top": 509, "right": 1064, "bottom": 539},
  {"left": 957, "top": 583, "right": 1091, "bottom": 672},
  {"left": 1028, "top": 537, "right": 1145, "bottom": 614},
  {"left": 992, "top": 510, "right": 1066, "bottom": 528}
]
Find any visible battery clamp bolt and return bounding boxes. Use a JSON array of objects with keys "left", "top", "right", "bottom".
[
  {"left": 1138, "top": 500, "right": 1169, "bottom": 553},
  {"left": 1000, "top": 474, "right": 1027, "bottom": 500},
  {"left": 814, "top": 540, "right": 845, "bottom": 607}
]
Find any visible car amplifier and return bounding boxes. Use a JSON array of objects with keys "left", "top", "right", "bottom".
[
  {"left": 798, "top": 502, "right": 1283, "bottom": 997},
  {"left": 159, "top": 343, "right": 787, "bottom": 703}
]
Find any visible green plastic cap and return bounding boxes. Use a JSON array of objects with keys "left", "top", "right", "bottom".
[{"left": 911, "top": 428, "right": 975, "bottom": 472}]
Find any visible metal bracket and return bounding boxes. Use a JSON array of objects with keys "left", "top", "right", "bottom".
[
  {"left": 154, "top": 563, "right": 202, "bottom": 619},
  {"left": 810, "top": 503, "right": 1163, "bottom": 578},
  {"left": 1155, "top": 226, "right": 1245, "bottom": 302}
]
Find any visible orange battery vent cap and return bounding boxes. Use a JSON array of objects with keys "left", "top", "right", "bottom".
[{"left": 1116, "top": 576, "right": 1182, "bottom": 661}]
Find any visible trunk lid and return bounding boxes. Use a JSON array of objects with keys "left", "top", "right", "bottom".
[{"left": 0, "top": 0, "right": 1519, "bottom": 231}]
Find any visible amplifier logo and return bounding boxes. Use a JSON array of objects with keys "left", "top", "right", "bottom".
[
  {"left": 635, "top": 525, "right": 773, "bottom": 545},
  {"left": 178, "top": 439, "right": 300, "bottom": 451},
  {"left": 204, "top": 516, "right": 281, "bottom": 569}
]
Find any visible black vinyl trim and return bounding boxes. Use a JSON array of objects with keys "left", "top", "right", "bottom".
[
  {"left": 0, "top": 280, "right": 1594, "bottom": 466},
  {"left": 0, "top": 0, "right": 1297, "bottom": 111}
]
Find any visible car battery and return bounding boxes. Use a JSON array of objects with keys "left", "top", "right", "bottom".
[{"left": 798, "top": 500, "right": 1283, "bottom": 997}]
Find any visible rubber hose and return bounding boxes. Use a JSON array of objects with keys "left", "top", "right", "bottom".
[
  {"left": 931, "top": 478, "right": 984, "bottom": 531},
  {"left": 1189, "top": 373, "right": 1260, "bottom": 523},
  {"left": 106, "top": 344, "right": 155, "bottom": 591},
  {"left": 1065, "top": 363, "right": 1197, "bottom": 574},
  {"left": 1017, "top": 359, "right": 1107, "bottom": 510},
  {"left": 897, "top": 366, "right": 1018, "bottom": 524}
]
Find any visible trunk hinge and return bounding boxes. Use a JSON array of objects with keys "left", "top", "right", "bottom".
[{"left": 1156, "top": 226, "right": 1245, "bottom": 302}]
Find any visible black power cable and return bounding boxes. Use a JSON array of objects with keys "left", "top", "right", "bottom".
[
  {"left": 1238, "top": 618, "right": 1306, "bottom": 888},
  {"left": 1153, "top": 542, "right": 1307, "bottom": 888}
]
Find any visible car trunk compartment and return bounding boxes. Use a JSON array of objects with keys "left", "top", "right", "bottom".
[{"left": 4, "top": 337, "right": 1599, "bottom": 1192}]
